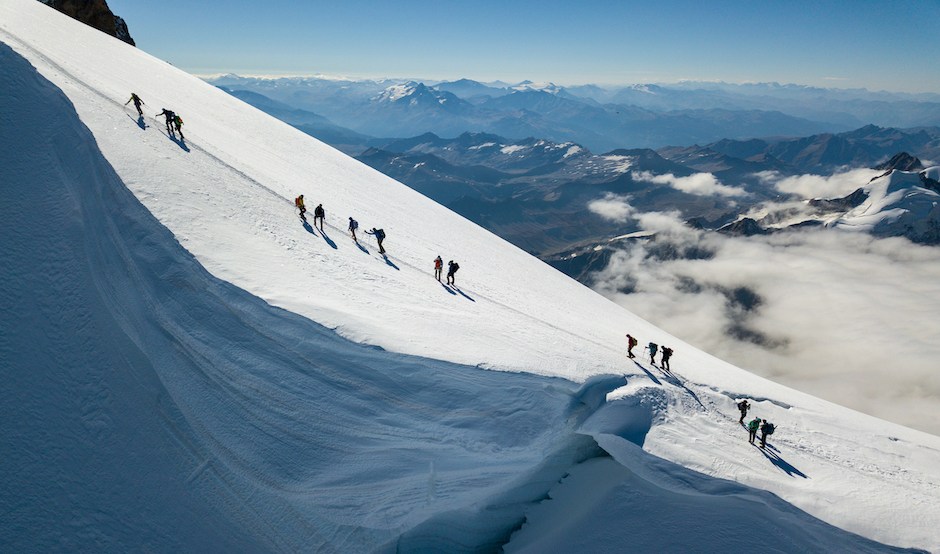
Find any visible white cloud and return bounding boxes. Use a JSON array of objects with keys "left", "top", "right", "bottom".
[
  {"left": 633, "top": 170, "right": 747, "bottom": 198},
  {"left": 588, "top": 194, "right": 636, "bottom": 223},
  {"left": 634, "top": 210, "right": 690, "bottom": 235},
  {"left": 756, "top": 168, "right": 881, "bottom": 199},
  {"left": 590, "top": 212, "right": 940, "bottom": 435}
]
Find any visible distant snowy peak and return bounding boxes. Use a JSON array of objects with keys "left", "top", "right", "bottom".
[
  {"left": 373, "top": 81, "right": 466, "bottom": 107},
  {"left": 511, "top": 80, "right": 564, "bottom": 94},
  {"left": 716, "top": 165, "right": 940, "bottom": 243},
  {"left": 624, "top": 84, "right": 663, "bottom": 95},
  {"left": 374, "top": 81, "right": 423, "bottom": 103},
  {"left": 835, "top": 169, "right": 940, "bottom": 236}
]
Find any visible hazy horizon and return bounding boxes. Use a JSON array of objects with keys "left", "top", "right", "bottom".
[
  {"left": 107, "top": 0, "right": 940, "bottom": 95},
  {"left": 201, "top": 72, "right": 940, "bottom": 98}
]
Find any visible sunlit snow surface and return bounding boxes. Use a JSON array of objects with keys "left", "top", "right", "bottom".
[
  {"left": 1, "top": 1, "right": 939, "bottom": 552},
  {"left": 836, "top": 170, "right": 940, "bottom": 233}
]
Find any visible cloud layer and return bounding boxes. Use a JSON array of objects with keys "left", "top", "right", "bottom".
[
  {"left": 587, "top": 193, "right": 636, "bottom": 223},
  {"left": 633, "top": 171, "right": 747, "bottom": 197},
  {"left": 757, "top": 168, "right": 882, "bottom": 199},
  {"left": 590, "top": 210, "right": 940, "bottom": 436}
]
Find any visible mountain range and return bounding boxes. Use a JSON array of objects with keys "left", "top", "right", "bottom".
[
  {"left": 357, "top": 128, "right": 938, "bottom": 249},
  {"left": 214, "top": 82, "right": 940, "bottom": 262},
  {"left": 207, "top": 74, "right": 940, "bottom": 153}
]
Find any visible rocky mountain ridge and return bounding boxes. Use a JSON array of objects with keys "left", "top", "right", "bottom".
[
  {"left": 38, "top": 0, "right": 134, "bottom": 45},
  {"left": 698, "top": 124, "right": 939, "bottom": 173}
]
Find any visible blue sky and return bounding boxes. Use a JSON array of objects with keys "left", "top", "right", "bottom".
[{"left": 107, "top": 0, "right": 939, "bottom": 93}]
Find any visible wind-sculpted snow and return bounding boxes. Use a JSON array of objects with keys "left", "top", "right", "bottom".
[
  {"left": 505, "top": 454, "right": 925, "bottom": 553},
  {"left": 0, "top": 42, "right": 606, "bottom": 551},
  {"left": 1, "top": 42, "right": 264, "bottom": 551},
  {"left": 3, "top": 2, "right": 940, "bottom": 552}
]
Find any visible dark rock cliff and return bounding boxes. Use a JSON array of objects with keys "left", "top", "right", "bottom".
[{"left": 39, "top": 0, "right": 135, "bottom": 46}]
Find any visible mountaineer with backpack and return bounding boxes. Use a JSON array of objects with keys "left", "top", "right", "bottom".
[
  {"left": 295, "top": 195, "right": 306, "bottom": 220},
  {"left": 434, "top": 256, "right": 443, "bottom": 281},
  {"left": 314, "top": 204, "right": 325, "bottom": 231},
  {"left": 660, "top": 346, "right": 673, "bottom": 371},
  {"left": 447, "top": 260, "right": 459, "bottom": 286},
  {"left": 173, "top": 113, "right": 184, "bottom": 139},
  {"left": 625, "top": 334, "right": 638, "bottom": 358},
  {"left": 348, "top": 217, "right": 359, "bottom": 241},
  {"left": 156, "top": 108, "right": 176, "bottom": 135},
  {"left": 366, "top": 228, "right": 386, "bottom": 254},
  {"left": 760, "top": 420, "right": 776, "bottom": 448},
  {"left": 737, "top": 400, "right": 751, "bottom": 424},
  {"left": 747, "top": 417, "right": 761, "bottom": 444},
  {"left": 648, "top": 342, "right": 658, "bottom": 365},
  {"left": 125, "top": 93, "right": 144, "bottom": 116}
]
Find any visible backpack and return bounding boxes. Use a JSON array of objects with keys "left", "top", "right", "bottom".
[
  {"left": 295, "top": 197, "right": 302, "bottom": 207},
  {"left": 738, "top": 401, "right": 747, "bottom": 410},
  {"left": 765, "top": 424, "right": 775, "bottom": 435},
  {"left": 350, "top": 220, "right": 358, "bottom": 230},
  {"left": 375, "top": 229, "right": 385, "bottom": 240},
  {"left": 748, "top": 420, "right": 760, "bottom": 431},
  {"left": 175, "top": 115, "right": 183, "bottom": 125},
  {"left": 629, "top": 337, "right": 637, "bottom": 347},
  {"left": 450, "top": 262, "right": 459, "bottom": 273}
]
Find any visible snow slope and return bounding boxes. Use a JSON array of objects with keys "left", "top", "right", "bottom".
[
  {"left": 2, "top": 1, "right": 939, "bottom": 552},
  {"left": 834, "top": 169, "right": 940, "bottom": 235}
]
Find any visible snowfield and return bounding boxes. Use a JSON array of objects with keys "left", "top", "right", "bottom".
[
  {"left": 835, "top": 170, "right": 940, "bottom": 234},
  {"left": 2, "top": 1, "right": 939, "bottom": 552}
]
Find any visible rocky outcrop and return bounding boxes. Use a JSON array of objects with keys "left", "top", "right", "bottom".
[
  {"left": 873, "top": 152, "right": 923, "bottom": 172},
  {"left": 114, "top": 15, "right": 133, "bottom": 45},
  {"left": 39, "top": 0, "right": 135, "bottom": 46},
  {"left": 808, "top": 187, "right": 869, "bottom": 211},
  {"left": 921, "top": 171, "right": 940, "bottom": 194},
  {"left": 718, "top": 218, "right": 768, "bottom": 237}
]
